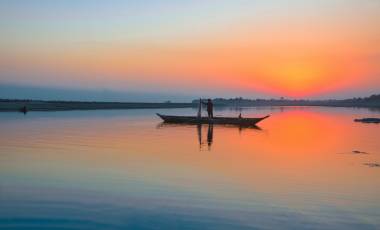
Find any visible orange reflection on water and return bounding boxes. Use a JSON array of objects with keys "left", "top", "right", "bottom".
[{"left": 0, "top": 108, "right": 379, "bottom": 210}]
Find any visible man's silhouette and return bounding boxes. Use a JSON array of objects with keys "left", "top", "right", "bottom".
[{"left": 202, "top": 99, "right": 213, "bottom": 119}]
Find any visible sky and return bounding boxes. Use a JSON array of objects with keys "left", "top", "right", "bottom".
[{"left": 0, "top": 0, "right": 379, "bottom": 101}]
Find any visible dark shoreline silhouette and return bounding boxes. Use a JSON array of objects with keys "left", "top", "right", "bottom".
[
  {"left": 0, "top": 94, "right": 379, "bottom": 112},
  {"left": 0, "top": 99, "right": 193, "bottom": 112},
  {"left": 194, "top": 94, "right": 380, "bottom": 108}
]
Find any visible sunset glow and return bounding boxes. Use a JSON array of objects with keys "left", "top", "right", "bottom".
[
  {"left": 0, "top": 0, "right": 379, "bottom": 99},
  {"left": 1, "top": 1, "right": 380, "bottom": 228}
]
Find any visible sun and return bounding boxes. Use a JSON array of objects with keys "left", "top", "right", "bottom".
[{"left": 259, "top": 61, "right": 328, "bottom": 97}]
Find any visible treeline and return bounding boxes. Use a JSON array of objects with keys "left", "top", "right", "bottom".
[
  {"left": 0, "top": 99, "right": 194, "bottom": 111},
  {"left": 192, "top": 94, "right": 380, "bottom": 107}
]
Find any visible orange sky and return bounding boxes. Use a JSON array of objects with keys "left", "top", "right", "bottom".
[{"left": 0, "top": 1, "right": 379, "bottom": 99}]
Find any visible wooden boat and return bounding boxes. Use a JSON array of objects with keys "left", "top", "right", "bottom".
[
  {"left": 354, "top": 118, "right": 380, "bottom": 124},
  {"left": 157, "top": 113, "right": 269, "bottom": 126}
]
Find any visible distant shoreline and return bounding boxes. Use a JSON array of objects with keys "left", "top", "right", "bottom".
[
  {"left": 0, "top": 99, "right": 195, "bottom": 112},
  {"left": 0, "top": 98, "right": 379, "bottom": 112}
]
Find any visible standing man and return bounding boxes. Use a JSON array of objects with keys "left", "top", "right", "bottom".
[{"left": 202, "top": 99, "right": 214, "bottom": 119}]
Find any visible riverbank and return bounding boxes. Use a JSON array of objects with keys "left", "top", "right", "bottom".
[
  {"left": 1, "top": 98, "right": 379, "bottom": 112},
  {"left": 0, "top": 99, "right": 195, "bottom": 112}
]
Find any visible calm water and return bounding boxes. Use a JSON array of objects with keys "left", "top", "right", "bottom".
[{"left": 0, "top": 107, "right": 379, "bottom": 230}]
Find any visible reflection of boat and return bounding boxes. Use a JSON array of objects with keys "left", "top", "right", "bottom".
[
  {"left": 156, "top": 122, "right": 262, "bottom": 130},
  {"left": 156, "top": 113, "right": 269, "bottom": 126},
  {"left": 157, "top": 122, "right": 263, "bottom": 151}
]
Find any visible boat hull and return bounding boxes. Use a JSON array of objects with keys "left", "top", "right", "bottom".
[{"left": 156, "top": 113, "right": 269, "bottom": 126}]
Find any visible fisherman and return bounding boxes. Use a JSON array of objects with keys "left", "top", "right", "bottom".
[{"left": 202, "top": 99, "right": 214, "bottom": 119}]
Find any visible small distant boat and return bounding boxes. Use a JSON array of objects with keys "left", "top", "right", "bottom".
[
  {"left": 157, "top": 113, "right": 269, "bottom": 126},
  {"left": 19, "top": 106, "right": 28, "bottom": 114},
  {"left": 354, "top": 118, "right": 380, "bottom": 124}
]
